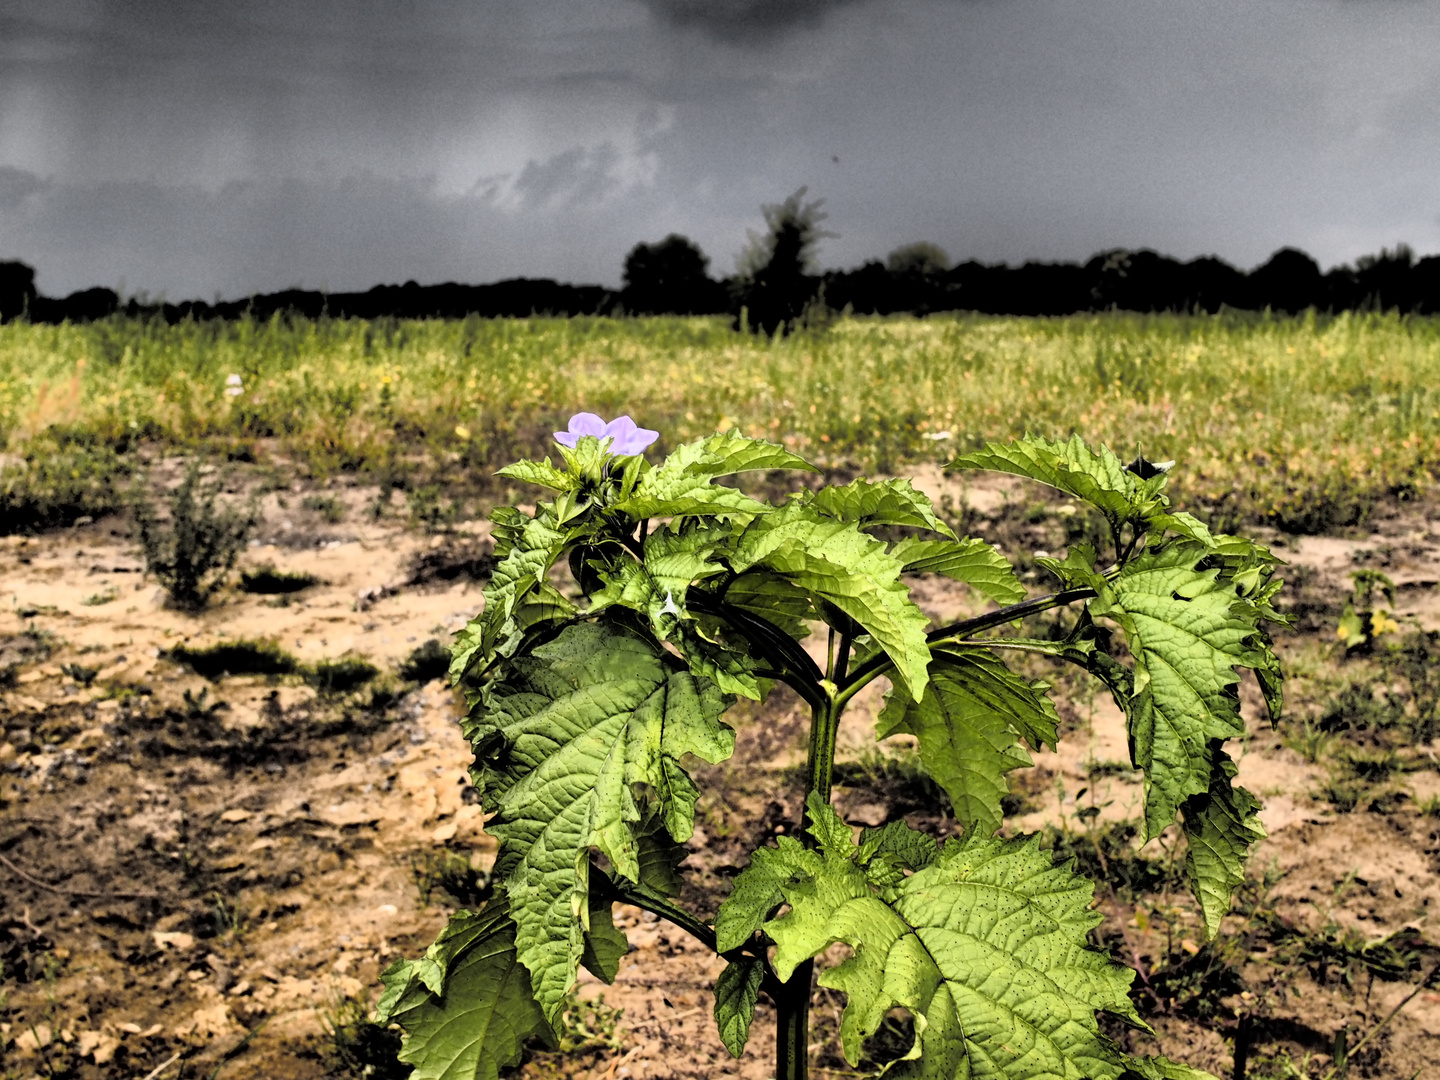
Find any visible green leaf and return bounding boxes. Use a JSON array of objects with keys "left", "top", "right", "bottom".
[
  {"left": 495, "top": 458, "right": 579, "bottom": 492},
  {"left": 467, "top": 621, "right": 734, "bottom": 1021},
  {"left": 614, "top": 438, "right": 773, "bottom": 519},
  {"left": 732, "top": 503, "right": 932, "bottom": 699},
  {"left": 1181, "top": 750, "right": 1266, "bottom": 939},
  {"left": 877, "top": 647, "right": 1057, "bottom": 836},
  {"left": 722, "top": 571, "right": 816, "bottom": 642},
  {"left": 760, "top": 826, "right": 1150, "bottom": 1080},
  {"left": 579, "top": 890, "right": 629, "bottom": 984},
  {"left": 1089, "top": 542, "right": 1259, "bottom": 840},
  {"left": 811, "top": 478, "right": 956, "bottom": 537},
  {"left": 450, "top": 513, "right": 572, "bottom": 683},
  {"left": 891, "top": 536, "right": 1026, "bottom": 605},
  {"left": 714, "top": 835, "right": 818, "bottom": 953},
  {"left": 690, "top": 429, "right": 819, "bottom": 477},
  {"left": 950, "top": 434, "right": 1166, "bottom": 541},
  {"left": 713, "top": 957, "right": 766, "bottom": 1058},
  {"left": 377, "top": 901, "right": 554, "bottom": 1080}
]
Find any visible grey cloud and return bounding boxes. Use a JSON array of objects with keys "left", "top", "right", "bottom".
[
  {"left": 0, "top": 168, "right": 50, "bottom": 210},
  {"left": 636, "top": 0, "right": 877, "bottom": 40}
]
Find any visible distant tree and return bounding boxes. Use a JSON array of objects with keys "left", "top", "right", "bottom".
[
  {"left": 733, "top": 187, "right": 834, "bottom": 335},
  {"left": 886, "top": 241, "right": 950, "bottom": 276},
  {"left": 621, "top": 234, "right": 723, "bottom": 315},
  {"left": 1354, "top": 243, "right": 1417, "bottom": 312},
  {"left": 1248, "top": 247, "right": 1323, "bottom": 313},
  {"left": 0, "top": 260, "right": 37, "bottom": 323}
]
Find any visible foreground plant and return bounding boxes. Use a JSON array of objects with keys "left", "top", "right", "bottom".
[{"left": 377, "top": 421, "right": 1286, "bottom": 1080}]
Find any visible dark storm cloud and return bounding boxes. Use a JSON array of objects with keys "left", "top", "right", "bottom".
[
  {"left": 2, "top": 0, "right": 1440, "bottom": 298},
  {"left": 637, "top": 0, "right": 876, "bottom": 40}
]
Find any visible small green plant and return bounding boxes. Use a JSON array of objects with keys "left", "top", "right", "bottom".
[
  {"left": 81, "top": 586, "right": 119, "bottom": 606},
  {"left": 239, "top": 565, "right": 321, "bottom": 594},
  {"left": 398, "top": 638, "right": 449, "bottom": 684},
  {"left": 168, "top": 638, "right": 300, "bottom": 680},
  {"left": 59, "top": 661, "right": 99, "bottom": 687},
  {"left": 1336, "top": 569, "right": 1399, "bottom": 652},
  {"left": 324, "top": 991, "right": 407, "bottom": 1080},
  {"left": 377, "top": 422, "right": 1286, "bottom": 1080},
  {"left": 411, "top": 850, "right": 491, "bottom": 908},
  {"left": 134, "top": 460, "right": 258, "bottom": 609},
  {"left": 306, "top": 657, "right": 380, "bottom": 695},
  {"left": 303, "top": 493, "right": 348, "bottom": 523}
]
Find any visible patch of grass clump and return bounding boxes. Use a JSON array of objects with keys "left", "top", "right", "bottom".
[
  {"left": 398, "top": 638, "right": 449, "bottom": 684},
  {"left": 411, "top": 849, "right": 490, "bottom": 908},
  {"left": 0, "top": 435, "right": 128, "bottom": 535},
  {"left": 134, "top": 459, "right": 258, "bottom": 610},
  {"left": 323, "top": 992, "right": 407, "bottom": 1080},
  {"left": 168, "top": 638, "right": 300, "bottom": 680},
  {"left": 305, "top": 657, "right": 379, "bottom": 695},
  {"left": 301, "top": 494, "right": 347, "bottom": 523},
  {"left": 239, "top": 565, "right": 321, "bottom": 594}
]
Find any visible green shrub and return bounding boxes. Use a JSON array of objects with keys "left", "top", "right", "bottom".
[
  {"left": 239, "top": 565, "right": 321, "bottom": 594},
  {"left": 134, "top": 460, "right": 258, "bottom": 609},
  {"left": 306, "top": 657, "right": 379, "bottom": 695},
  {"left": 0, "top": 437, "right": 128, "bottom": 534},
  {"left": 168, "top": 638, "right": 299, "bottom": 680},
  {"left": 398, "top": 638, "right": 449, "bottom": 683}
]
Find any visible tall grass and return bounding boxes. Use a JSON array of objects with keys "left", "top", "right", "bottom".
[{"left": 1, "top": 310, "right": 1437, "bottom": 530}]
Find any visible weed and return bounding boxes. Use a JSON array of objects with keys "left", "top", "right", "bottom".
[
  {"left": 167, "top": 638, "right": 300, "bottom": 680},
  {"left": 59, "top": 662, "right": 99, "bottom": 687},
  {"left": 1283, "top": 719, "right": 1333, "bottom": 763},
  {"left": 306, "top": 657, "right": 380, "bottom": 695},
  {"left": 546, "top": 989, "right": 624, "bottom": 1056},
  {"left": 0, "top": 434, "right": 128, "bottom": 535},
  {"left": 239, "top": 565, "right": 321, "bottom": 594},
  {"left": 302, "top": 493, "right": 348, "bottom": 522},
  {"left": 407, "top": 484, "right": 464, "bottom": 532},
  {"left": 411, "top": 849, "right": 491, "bottom": 908},
  {"left": 398, "top": 638, "right": 449, "bottom": 684},
  {"left": 323, "top": 991, "right": 407, "bottom": 1080},
  {"left": 81, "top": 585, "right": 119, "bottom": 606},
  {"left": 133, "top": 459, "right": 258, "bottom": 609},
  {"left": 1042, "top": 819, "right": 1180, "bottom": 898}
]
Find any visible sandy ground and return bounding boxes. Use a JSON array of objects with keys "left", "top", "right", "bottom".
[{"left": 3, "top": 476, "right": 1440, "bottom": 1080}]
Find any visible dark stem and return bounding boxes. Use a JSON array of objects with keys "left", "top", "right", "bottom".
[{"left": 775, "top": 960, "right": 812, "bottom": 1080}]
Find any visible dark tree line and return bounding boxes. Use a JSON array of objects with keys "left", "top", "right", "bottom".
[{"left": 5, "top": 204, "right": 1440, "bottom": 329}]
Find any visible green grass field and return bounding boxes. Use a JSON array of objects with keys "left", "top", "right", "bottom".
[{"left": 1, "top": 310, "right": 1436, "bottom": 531}]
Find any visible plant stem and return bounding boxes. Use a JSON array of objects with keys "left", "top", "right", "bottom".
[
  {"left": 775, "top": 961, "right": 813, "bottom": 1080},
  {"left": 835, "top": 586, "right": 1096, "bottom": 708},
  {"left": 779, "top": 684, "right": 846, "bottom": 1080}
]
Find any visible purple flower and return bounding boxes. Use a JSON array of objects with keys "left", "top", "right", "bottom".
[{"left": 554, "top": 412, "right": 658, "bottom": 456}]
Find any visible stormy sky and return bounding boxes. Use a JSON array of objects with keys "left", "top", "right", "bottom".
[{"left": 2, "top": 0, "right": 1439, "bottom": 299}]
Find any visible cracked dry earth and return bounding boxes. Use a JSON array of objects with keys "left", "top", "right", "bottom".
[{"left": 3, "top": 484, "right": 1440, "bottom": 1080}]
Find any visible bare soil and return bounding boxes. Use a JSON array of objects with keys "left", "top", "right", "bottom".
[{"left": 3, "top": 475, "right": 1440, "bottom": 1080}]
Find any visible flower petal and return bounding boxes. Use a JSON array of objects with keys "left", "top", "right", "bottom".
[
  {"left": 604, "top": 415, "right": 658, "bottom": 455},
  {"left": 568, "top": 412, "right": 608, "bottom": 437}
]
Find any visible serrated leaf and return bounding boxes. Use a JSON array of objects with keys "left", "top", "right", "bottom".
[
  {"left": 614, "top": 438, "right": 773, "bottom": 519},
  {"left": 377, "top": 902, "right": 554, "bottom": 1080},
  {"left": 950, "top": 434, "right": 1165, "bottom": 541},
  {"left": 714, "top": 957, "right": 766, "bottom": 1058},
  {"left": 495, "top": 458, "right": 579, "bottom": 492},
  {"left": 691, "top": 429, "right": 819, "bottom": 477},
  {"left": 878, "top": 647, "right": 1057, "bottom": 836},
  {"left": 1089, "top": 542, "right": 1259, "bottom": 840},
  {"left": 732, "top": 503, "right": 932, "bottom": 698},
  {"left": 714, "top": 835, "right": 818, "bottom": 953},
  {"left": 450, "top": 514, "right": 572, "bottom": 683},
  {"left": 1181, "top": 750, "right": 1266, "bottom": 939},
  {"left": 761, "top": 826, "right": 1151, "bottom": 1080},
  {"left": 467, "top": 621, "right": 733, "bottom": 1021},
  {"left": 891, "top": 536, "right": 1026, "bottom": 605},
  {"left": 811, "top": 478, "right": 956, "bottom": 537}
]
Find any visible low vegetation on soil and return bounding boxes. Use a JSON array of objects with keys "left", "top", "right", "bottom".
[{"left": 1, "top": 314, "right": 1440, "bottom": 1080}]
